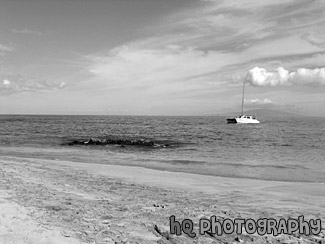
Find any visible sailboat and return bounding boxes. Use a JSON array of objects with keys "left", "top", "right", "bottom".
[{"left": 226, "top": 82, "right": 260, "bottom": 124}]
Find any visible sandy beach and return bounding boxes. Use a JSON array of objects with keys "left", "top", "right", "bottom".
[
  {"left": 2, "top": 0, "right": 325, "bottom": 243},
  {"left": 0, "top": 156, "right": 324, "bottom": 244}
]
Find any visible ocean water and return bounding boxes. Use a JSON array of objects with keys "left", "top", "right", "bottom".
[{"left": 0, "top": 115, "right": 324, "bottom": 183}]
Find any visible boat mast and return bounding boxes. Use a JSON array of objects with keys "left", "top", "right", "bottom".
[{"left": 241, "top": 82, "right": 245, "bottom": 115}]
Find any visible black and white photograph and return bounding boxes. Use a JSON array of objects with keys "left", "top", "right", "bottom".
[{"left": 0, "top": 0, "right": 324, "bottom": 243}]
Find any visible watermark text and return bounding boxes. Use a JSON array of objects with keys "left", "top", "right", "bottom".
[{"left": 169, "top": 215, "right": 322, "bottom": 238}]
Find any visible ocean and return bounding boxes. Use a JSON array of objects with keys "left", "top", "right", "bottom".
[{"left": 0, "top": 115, "right": 324, "bottom": 183}]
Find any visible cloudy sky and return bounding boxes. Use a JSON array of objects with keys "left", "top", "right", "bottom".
[{"left": 1, "top": 0, "right": 325, "bottom": 116}]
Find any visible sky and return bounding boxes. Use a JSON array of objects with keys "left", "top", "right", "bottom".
[{"left": 1, "top": 0, "right": 325, "bottom": 116}]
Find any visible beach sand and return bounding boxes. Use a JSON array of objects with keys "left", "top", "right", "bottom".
[{"left": 0, "top": 156, "right": 324, "bottom": 243}]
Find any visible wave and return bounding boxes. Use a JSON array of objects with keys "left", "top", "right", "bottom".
[
  {"left": 213, "top": 162, "right": 308, "bottom": 170},
  {"left": 156, "top": 159, "right": 206, "bottom": 165}
]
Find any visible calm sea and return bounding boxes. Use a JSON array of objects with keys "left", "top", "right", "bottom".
[{"left": 0, "top": 115, "right": 324, "bottom": 183}]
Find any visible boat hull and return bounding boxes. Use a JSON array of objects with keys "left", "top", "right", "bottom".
[
  {"left": 236, "top": 118, "right": 260, "bottom": 124},
  {"left": 226, "top": 115, "right": 260, "bottom": 124},
  {"left": 226, "top": 118, "right": 237, "bottom": 123}
]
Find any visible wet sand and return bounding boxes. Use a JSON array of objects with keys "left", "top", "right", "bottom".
[{"left": 0, "top": 156, "right": 324, "bottom": 243}]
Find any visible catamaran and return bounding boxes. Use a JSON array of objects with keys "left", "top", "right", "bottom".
[{"left": 226, "top": 82, "right": 260, "bottom": 124}]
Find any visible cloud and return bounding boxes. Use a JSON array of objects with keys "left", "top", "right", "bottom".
[
  {"left": 0, "top": 44, "right": 13, "bottom": 52},
  {"left": 115, "top": 0, "right": 325, "bottom": 91},
  {"left": 88, "top": 45, "right": 236, "bottom": 95},
  {"left": 0, "top": 44, "right": 14, "bottom": 56},
  {"left": 0, "top": 75, "right": 66, "bottom": 94},
  {"left": 303, "top": 33, "right": 325, "bottom": 48},
  {"left": 158, "top": 0, "right": 325, "bottom": 51},
  {"left": 3, "top": 79, "right": 10, "bottom": 86},
  {"left": 245, "top": 98, "right": 273, "bottom": 105},
  {"left": 244, "top": 98, "right": 275, "bottom": 109},
  {"left": 244, "top": 97, "right": 298, "bottom": 112},
  {"left": 290, "top": 68, "right": 325, "bottom": 86},
  {"left": 12, "top": 28, "right": 43, "bottom": 36},
  {"left": 59, "top": 81, "right": 66, "bottom": 88},
  {"left": 246, "top": 67, "right": 325, "bottom": 86}
]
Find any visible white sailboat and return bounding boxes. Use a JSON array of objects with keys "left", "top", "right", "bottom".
[{"left": 226, "top": 82, "right": 260, "bottom": 124}]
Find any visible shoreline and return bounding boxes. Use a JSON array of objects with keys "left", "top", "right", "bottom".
[
  {"left": 1, "top": 156, "right": 324, "bottom": 243},
  {"left": 1, "top": 145, "right": 324, "bottom": 184}
]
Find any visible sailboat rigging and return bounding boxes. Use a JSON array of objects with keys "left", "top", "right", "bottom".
[{"left": 226, "top": 82, "right": 260, "bottom": 124}]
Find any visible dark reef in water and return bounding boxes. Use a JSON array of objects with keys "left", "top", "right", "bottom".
[{"left": 63, "top": 137, "right": 178, "bottom": 148}]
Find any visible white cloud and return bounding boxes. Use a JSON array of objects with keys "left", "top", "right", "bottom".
[
  {"left": 289, "top": 68, "right": 325, "bottom": 85},
  {"left": 245, "top": 98, "right": 274, "bottom": 105},
  {"left": 0, "top": 74, "right": 66, "bottom": 94},
  {"left": 88, "top": 45, "right": 236, "bottom": 94},
  {"left": 2, "top": 79, "right": 11, "bottom": 87},
  {"left": 246, "top": 67, "right": 289, "bottom": 86},
  {"left": 0, "top": 44, "right": 14, "bottom": 56},
  {"left": 243, "top": 97, "right": 298, "bottom": 111},
  {"left": 303, "top": 32, "right": 325, "bottom": 48},
  {"left": 246, "top": 67, "right": 325, "bottom": 86},
  {"left": 78, "top": 0, "right": 325, "bottom": 93},
  {"left": 0, "top": 44, "right": 13, "bottom": 52},
  {"left": 116, "top": 0, "right": 325, "bottom": 91},
  {"left": 158, "top": 0, "right": 325, "bottom": 51},
  {"left": 12, "top": 28, "right": 43, "bottom": 36},
  {"left": 59, "top": 81, "right": 66, "bottom": 88}
]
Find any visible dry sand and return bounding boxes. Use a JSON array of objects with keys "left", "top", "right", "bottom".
[{"left": 0, "top": 156, "right": 324, "bottom": 244}]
